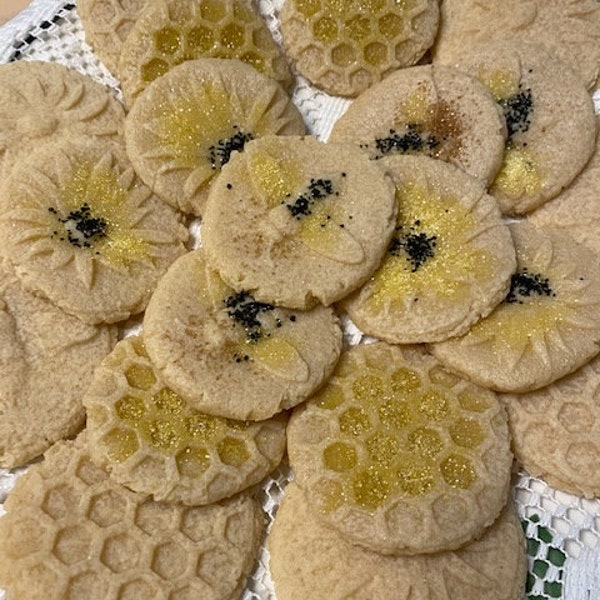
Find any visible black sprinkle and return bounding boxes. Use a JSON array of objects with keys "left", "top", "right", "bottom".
[
  {"left": 500, "top": 88, "right": 533, "bottom": 139},
  {"left": 226, "top": 183, "right": 233, "bottom": 190},
  {"left": 224, "top": 291, "right": 275, "bottom": 343},
  {"left": 50, "top": 203, "right": 108, "bottom": 248},
  {"left": 286, "top": 177, "right": 335, "bottom": 219},
  {"left": 505, "top": 269, "right": 555, "bottom": 304},
  {"left": 208, "top": 129, "right": 254, "bottom": 170},
  {"left": 374, "top": 124, "right": 439, "bottom": 158},
  {"left": 389, "top": 223, "right": 437, "bottom": 272}
]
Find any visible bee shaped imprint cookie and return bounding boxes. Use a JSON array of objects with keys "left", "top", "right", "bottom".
[
  {"left": 0, "top": 136, "right": 188, "bottom": 324},
  {"left": 202, "top": 134, "right": 398, "bottom": 309},
  {"left": 286, "top": 342, "right": 513, "bottom": 556},
  {"left": 143, "top": 249, "right": 343, "bottom": 420},
  {"left": 84, "top": 335, "right": 288, "bottom": 505}
]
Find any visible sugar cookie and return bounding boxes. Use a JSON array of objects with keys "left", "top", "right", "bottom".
[
  {"left": 202, "top": 134, "right": 397, "bottom": 309},
  {"left": 143, "top": 249, "right": 342, "bottom": 420},
  {"left": 431, "top": 222, "right": 600, "bottom": 393},
  {"left": 84, "top": 335, "right": 288, "bottom": 505},
  {"left": 279, "top": 0, "right": 439, "bottom": 97},
  {"left": 341, "top": 155, "right": 515, "bottom": 343},
  {"left": 0, "top": 136, "right": 188, "bottom": 324},
  {"left": 124, "top": 58, "right": 305, "bottom": 216},
  {"left": 286, "top": 342, "right": 513, "bottom": 555}
]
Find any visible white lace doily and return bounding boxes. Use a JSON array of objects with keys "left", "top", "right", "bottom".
[{"left": 0, "top": 2, "right": 599, "bottom": 599}]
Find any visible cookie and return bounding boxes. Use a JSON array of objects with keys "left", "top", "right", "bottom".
[
  {"left": 503, "top": 353, "right": 600, "bottom": 498},
  {"left": 118, "top": 0, "right": 294, "bottom": 105},
  {"left": 143, "top": 249, "right": 342, "bottom": 420},
  {"left": 432, "top": 0, "right": 600, "bottom": 90},
  {"left": 202, "top": 134, "right": 397, "bottom": 309},
  {"left": 0, "top": 136, "right": 188, "bottom": 325},
  {"left": 0, "top": 60, "right": 124, "bottom": 179},
  {"left": 78, "top": 0, "right": 153, "bottom": 76},
  {"left": 84, "top": 335, "right": 288, "bottom": 505},
  {"left": 0, "top": 259, "right": 116, "bottom": 469},
  {"left": 279, "top": 0, "right": 440, "bottom": 97},
  {"left": 0, "top": 435, "right": 265, "bottom": 600},
  {"left": 431, "top": 221, "right": 600, "bottom": 393},
  {"left": 328, "top": 64, "right": 507, "bottom": 185},
  {"left": 438, "top": 42, "right": 596, "bottom": 215},
  {"left": 286, "top": 342, "right": 513, "bottom": 555},
  {"left": 268, "top": 482, "right": 527, "bottom": 600},
  {"left": 341, "top": 155, "right": 516, "bottom": 343},
  {"left": 124, "top": 58, "right": 305, "bottom": 216},
  {"left": 528, "top": 117, "right": 600, "bottom": 255}
]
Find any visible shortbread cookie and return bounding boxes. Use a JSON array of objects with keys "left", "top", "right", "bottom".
[
  {"left": 342, "top": 155, "right": 515, "bottom": 343},
  {"left": 286, "top": 342, "right": 513, "bottom": 555},
  {"left": 0, "top": 60, "right": 124, "bottom": 178},
  {"left": 143, "top": 249, "right": 342, "bottom": 420},
  {"left": 0, "top": 435, "right": 265, "bottom": 600},
  {"left": 528, "top": 117, "right": 600, "bottom": 255},
  {"left": 124, "top": 58, "right": 305, "bottom": 216},
  {"left": 78, "top": 0, "right": 154, "bottom": 76},
  {"left": 432, "top": 0, "right": 600, "bottom": 90},
  {"left": 202, "top": 135, "right": 397, "bottom": 309},
  {"left": 503, "top": 353, "right": 600, "bottom": 498},
  {"left": 431, "top": 222, "right": 600, "bottom": 393},
  {"left": 119, "top": 0, "right": 294, "bottom": 105},
  {"left": 329, "top": 64, "right": 506, "bottom": 185},
  {"left": 84, "top": 335, "right": 288, "bottom": 505},
  {"left": 279, "top": 0, "right": 440, "bottom": 97},
  {"left": 0, "top": 136, "right": 188, "bottom": 324},
  {"left": 439, "top": 42, "right": 596, "bottom": 215},
  {"left": 0, "top": 259, "right": 116, "bottom": 469},
  {"left": 269, "top": 482, "right": 527, "bottom": 600}
]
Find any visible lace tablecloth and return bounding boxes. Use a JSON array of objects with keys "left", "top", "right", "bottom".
[{"left": 0, "top": 2, "right": 599, "bottom": 599}]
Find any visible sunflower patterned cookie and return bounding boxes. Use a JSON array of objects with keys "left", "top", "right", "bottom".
[
  {"left": 287, "top": 342, "right": 513, "bottom": 556},
  {"left": 118, "top": 0, "right": 294, "bottom": 105},
  {"left": 431, "top": 222, "right": 600, "bottom": 393},
  {"left": 124, "top": 58, "right": 305, "bottom": 216},
  {"left": 84, "top": 335, "right": 288, "bottom": 505},
  {"left": 0, "top": 136, "right": 188, "bottom": 324}
]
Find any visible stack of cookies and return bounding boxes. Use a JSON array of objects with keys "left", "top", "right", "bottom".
[{"left": 1, "top": 0, "right": 600, "bottom": 598}]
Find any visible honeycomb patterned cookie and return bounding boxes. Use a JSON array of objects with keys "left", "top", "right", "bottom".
[
  {"left": 329, "top": 64, "right": 507, "bottom": 186},
  {"left": 268, "top": 482, "right": 527, "bottom": 600},
  {"left": 78, "top": 0, "right": 154, "bottom": 76},
  {"left": 0, "top": 136, "right": 188, "bottom": 325},
  {"left": 118, "top": 0, "right": 294, "bottom": 105},
  {"left": 84, "top": 335, "right": 288, "bottom": 505},
  {"left": 279, "top": 0, "right": 440, "bottom": 97},
  {"left": 202, "top": 134, "right": 397, "bottom": 309},
  {"left": 431, "top": 221, "right": 600, "bottom": 393},
  {"left": 503, "top": 352, "right": 600, "bottom": 498},
  {"left": 0, "top": 61, "right": 124, "bottom": 180},
  {"left": 342, "top": 155, "right": 516, "bottom": 343},
  {"left": 286, "top": 342, "right": 513, "bottom": 555},
  {"left": 0, "top": 435, "right": 265, "bottom": 600},
  {"left": 0, "top": 259, "right": 117, "bottom": 469},
  {"left": 143, "top": 249, "right": 342, "bottom": 421},
  {"left": 124, "top": 58, "right": 305, "bottom": 216}
]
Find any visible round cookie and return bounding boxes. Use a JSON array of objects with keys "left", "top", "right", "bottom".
[
  {"left": 118, "top": 0, "right": 294, "bottom": 106},
  {"left": 279, "top": 0, "right": 440, "bottom": 97},
  {"left": 202, "top": 134, "right": 397, "bottom": 309},
  {"left": 528, "top": 117, "right": 600, "bottom": 255},
  {"left": 439, "top": 42, "right": 596, "bottom": 215},
  {"left": 143, "top": 249, "right": 343, "bottom": 420},
  {"left": 0, "top": 60, "right": 124, "bottom": 179},
  {"left": 503, "top": 353, "right": 600, "bottom": 498},
  {"left": 124, "top": 58, "right": 305, "bottom": 216},
  {"left": 341, "top": 155, "right": 516, "bottom": 344},
  {"left": 0, "top": 435, "right": 265, "bottom": 600},
  {"left": 84, "top": 335, "right": 288, "bottom": 505},
  {"left": 0, "top": 136, "right": 188, "bottom": 325},
  {"left": 78, "top": 0, "right": 154, "bottom": 76},
  {"left": 268, "top": 482, "right": 527, "bottom": 600},
  {"left": 0, "top": 259, "right": 116, "bottom": 469},
  {"left": 431, "top": 221, "right": 600, "bottom": 393},
  {"left": 432, "top": 0, "right": 600, "bottom": 90},
  {"left": 286, "top": 342, "right": 513, "bottom": 556},
  {"left": 328, "top": 64, "right": 507, "bottom": 186}
]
